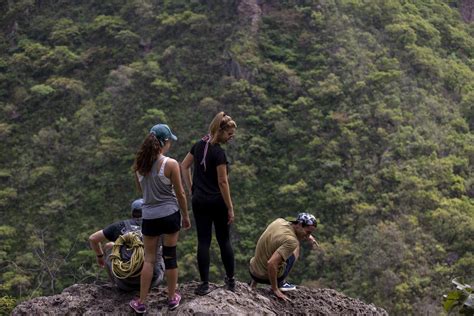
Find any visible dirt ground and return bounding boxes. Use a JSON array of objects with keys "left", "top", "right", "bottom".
[{"left": 12, "top": 281, "right": 388, "bottom": 315}]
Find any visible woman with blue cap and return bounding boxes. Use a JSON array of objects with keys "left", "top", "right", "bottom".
[{"left": 129, "top": 124, "right": 190, "bottom": 313}]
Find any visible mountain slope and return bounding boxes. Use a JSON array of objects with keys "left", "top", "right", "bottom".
[{"left": 1, "top": 1, "right": 472, "bottom": 314}]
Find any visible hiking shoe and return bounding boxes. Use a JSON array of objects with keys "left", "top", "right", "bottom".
[
  {"left": 279, "top": 281, "right": 296, "bottom": 292},
  {"left": 195, "top": 282, "right": 211, "bottom": 295},
  {"left": 129, "top": 298, "right": 146, "bottom": 314},
  {"left": 225, "top": 276, "right": 236, "bottom": 292},
  {"left": 168, "top": 293, "right": 181, "bottom": 311}
]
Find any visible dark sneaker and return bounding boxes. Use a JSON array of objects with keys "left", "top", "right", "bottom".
[
  {"left": 168, "top": 293, "right": 181, "bottom": 310},
  {"left": 225, "top": 276, "right": 236, "bottom": 292},
  {"left": 195, "top": 282, "right": 211, "bottom": 296},
  {"left": 279, "top": 281, "right": 296, "bottom": 292},
  {"left": 129, "top": 298, "right": 146, "bottom": 314}
]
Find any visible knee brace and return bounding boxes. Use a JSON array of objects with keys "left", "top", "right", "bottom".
[{"left": 162, "top": 246, "right": 177, "bottom": 269}]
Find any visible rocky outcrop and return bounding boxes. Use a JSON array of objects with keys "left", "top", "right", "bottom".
[
  {"left": 12, "top": 281, "right": 388, "bottom": 315},
  {"left": 237, "top": 0, "right": 262, "bottom": 35}
]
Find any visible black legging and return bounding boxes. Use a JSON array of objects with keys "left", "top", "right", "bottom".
[{"left": 192, "top": 197, "right": 235, "bottom": 283}]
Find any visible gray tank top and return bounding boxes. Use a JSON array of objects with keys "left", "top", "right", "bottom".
[{"left": 137, "top": 156, "right": 179, "bottom": 219}]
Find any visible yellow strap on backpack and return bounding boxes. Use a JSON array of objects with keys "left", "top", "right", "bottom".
[{"left": 109, "top": 232, "right": 144, "bottom": 279}]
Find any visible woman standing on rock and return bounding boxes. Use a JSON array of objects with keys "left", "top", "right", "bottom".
[
  {"left": 129, "top": 123, "right": 191, "bottom": 313},
  {"left": 181, "top": 112, "right": 237, "bottom": 295}
]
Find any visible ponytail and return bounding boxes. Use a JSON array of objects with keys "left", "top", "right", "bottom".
[
  {"left": 200, "top": 111, "right": 237, "bottom": 171},
  {"left": 208, "top": 111, "right": 237, "bottom": 140},
  {"left": 133, "top": 134, "right": 162, "bottom": 176}
]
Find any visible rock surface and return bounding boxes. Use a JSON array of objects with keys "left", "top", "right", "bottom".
[
  {"left": 237, "top": 0, "right": 262, "bottom": 34},
  {"left": 13, "top": 281, "right": 388, "bottom": 315}
]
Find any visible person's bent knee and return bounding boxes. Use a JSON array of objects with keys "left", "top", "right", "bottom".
[{"left": 163, "top": 245, "right": 177, "bottom": 269}]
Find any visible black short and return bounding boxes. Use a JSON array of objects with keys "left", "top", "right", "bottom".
[{"left": 142, "top": 211, "right": 181, "bottom": 236}]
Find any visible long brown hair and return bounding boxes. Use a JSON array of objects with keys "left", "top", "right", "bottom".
[
  {"left": 208, "top": 111, "right": 237, "bottom": 142},
  {"left": 133, "top": 134, "right": 162, "bottom": 176}
]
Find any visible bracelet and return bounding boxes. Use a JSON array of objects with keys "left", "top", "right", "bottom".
[{"left": 97, "top": 254, "right": 104, "bottom": 258}]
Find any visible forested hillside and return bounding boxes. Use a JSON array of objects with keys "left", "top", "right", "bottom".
[{"left": 1, "top": 0, "right": 473, "bottom": 314}]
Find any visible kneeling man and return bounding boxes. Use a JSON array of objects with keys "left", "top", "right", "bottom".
[{"left": 249, "top": 213, "right": 319, "bottom": 301}]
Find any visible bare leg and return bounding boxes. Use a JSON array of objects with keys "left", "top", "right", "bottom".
[
  {"left": 163, "top": 231, "right": 180, "bottom": 299},
  {"left": 139, "top": 235, "right": 160, "bottom": 303}
]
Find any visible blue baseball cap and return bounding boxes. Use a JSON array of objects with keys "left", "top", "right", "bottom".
[{"left": 149, "top": 124, "right": 178, "bottom": 142}]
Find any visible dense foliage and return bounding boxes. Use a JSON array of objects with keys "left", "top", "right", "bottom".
[{"left": 1, "top": 0, "right": 473, "bottom": 314}]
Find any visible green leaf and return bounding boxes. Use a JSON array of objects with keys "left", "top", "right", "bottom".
[
  {"left": 30, "top": 84, "right": 55, "bottom": 96},
  {"left": 444, "top": 290, "right": 463, "bottom": 312}
]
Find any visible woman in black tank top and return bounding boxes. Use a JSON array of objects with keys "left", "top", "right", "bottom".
[{"left": 181, "top": 112, "right": 237, "bottom": 295}]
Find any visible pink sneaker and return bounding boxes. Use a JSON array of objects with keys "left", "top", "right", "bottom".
[
  {"left": 168, "top": 293, "right": 181, "bottom": 310},
  {"left": 129, "top": 298, "right": 146, "bottom": 314}
]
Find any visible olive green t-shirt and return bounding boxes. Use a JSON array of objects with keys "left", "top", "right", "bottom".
[{"left": 249, "top": 218, "right": 299, "bottom": 279}]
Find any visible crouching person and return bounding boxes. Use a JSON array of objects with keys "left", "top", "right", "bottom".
[
  {"left": 249, "top": 213, "right": 319, "bottom": 301},
  {"left": 88, "top": 198, "right": 164, "bottom": 291}
]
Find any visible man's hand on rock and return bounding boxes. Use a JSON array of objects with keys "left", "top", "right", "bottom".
[{"left": 273, "top": 289, "right": 291, "bottom": 301}]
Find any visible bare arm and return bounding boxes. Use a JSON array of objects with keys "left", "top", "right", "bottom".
[
  {"left": 134, "top": 172, "right": 142, "bottom": 194},
  {"left": 307, "top": 235, "right": 320, "bottom": 250},
  {"left": 267, "top": 251, "right": 290, "bottom": 301},
  {"left": 217, "top": 164, "right": 234, "bottom": 224},
  {"left": 180, "top": 153, "right": 194, "bottom": 196},
  {"left": 88, "top": 230, "right": 107, "bottom": 267},
  {"left": 168, "top": 159, "right": 191, "bottom": 229}
]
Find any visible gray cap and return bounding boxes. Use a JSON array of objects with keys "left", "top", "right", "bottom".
[
  {"left": 131, "top": 198, "right": 143, "bottom": 212},
  {"left": 130, "top": 198, "right": 143, "bottom": 218}
]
